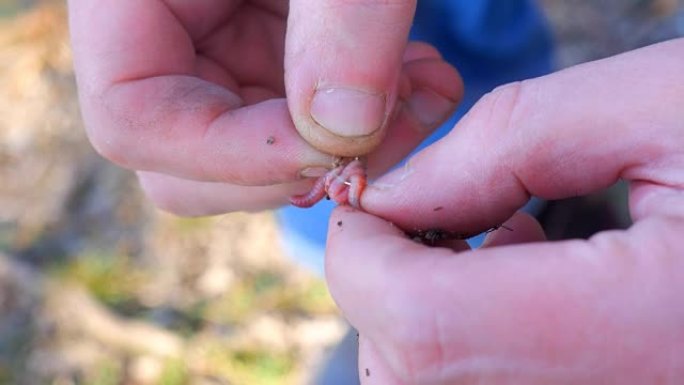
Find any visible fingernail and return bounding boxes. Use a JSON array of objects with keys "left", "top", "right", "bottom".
[
  {"left": 311, "top": 88, "right": 386, "bottom": 137},
  {"left": 299, "top": 167, "right": 329, "bottom": 178},
  {"left": 407, "top": 89, "right": 456, "bottom": 129}
]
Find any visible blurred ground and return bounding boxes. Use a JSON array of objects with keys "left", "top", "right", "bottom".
[
  {"left": 0, "top": 1, "right": 682, "bottom": 385},
  {"left": 0, "top": 5, "right": 345, "bottom": 385}
]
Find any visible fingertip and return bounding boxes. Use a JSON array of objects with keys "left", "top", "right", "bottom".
[
  {"left": 403, "top": 58, "right": 464, "bottom": 108},
  {"left": 403, "top": 41, "right": 442, "bottom": 62},
  {"left": 359, "top": 55, "right": 462, "bottom": 177},
  {"left": 325, "top": 206, "right": 410, "bottom": 285},
  {"left": 286, "top": 0, "right": 417, "bottom": 156}
]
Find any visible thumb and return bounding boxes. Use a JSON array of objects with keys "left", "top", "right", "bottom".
[{"left": 285, "top": 0, "right": 416, "bottom": 156}]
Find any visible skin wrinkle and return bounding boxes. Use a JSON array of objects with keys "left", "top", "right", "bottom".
[
  {"left": 101, "top": 75, "right": 240, "bottom": 133},
  {"left": 424, "top": 246, "right": 600, "bottom": 383},
  {"left": 94, "top": 83, "right": 160, "bottom": 168},
  {"left": 160, "top": 0, "right": 239, "bottom": 41},
  {"left": 158, "top": 0, "right": 192, "bottom": 39},
  {"left": 581, "top": 220, "right": 683, "bottom": 367},
  {"left": 89, "top": 4, "right": 196, "bottom": 88},
  {"left": 194, "top": 53, "right": 242, "bottom": 93},
  {"left": 384, "top": 337, "right": 419, "bottom": 383},
  {"left": 197, "top": 106, "right": 237, "bottom": 181},
  {"left": 159, "top": 78, "right": 238, "bottom": 128},
  {"left": 105, "top": 55, "right": 195, "bottom": 88},
  {"left": 360, "top": 336, "right": 404, "bottom": 384},
  {"left": 251, "top": 0, "right": 288, "bottom": 18},
  {"left": 197, "top": 8, "right": 285, "bottom": 92},
  {"left": 382, "top": 258, "right": 465, "bottom": 383},
  {"left": 485, "top": 81, "right": 553, "bottom": 200},
  {"left": 490, "top": 81, "right": 525, "bottom": 139},
  {"left": 387, "top": 295, "right": 442, "bottom": 382},
  {"left": 436, "top": 356, "right": 592, "bottom": 382},
  {"left": 402, "top": 60, "right": 463, "bottom": 111},
  {"left": 505, "top": 80, "right": 546, "bottom": 167},
  {"left": 624, "top": 149, "right": 684, "bottom": 189},
  {"left": 432, "top": 310, "right": 448, "bottom": 384},
  {"left": 603, "top": 224, "right": 684, "bottom": 377},
  {"left": 629, "top": 182, "right": 684, "bottom": 221}
]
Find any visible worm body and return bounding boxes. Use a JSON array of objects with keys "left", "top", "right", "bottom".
[{"left": 289, "top": 159, "right": 366, "bottom": 209}]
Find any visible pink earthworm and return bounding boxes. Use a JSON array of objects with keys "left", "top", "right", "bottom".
[
  {"left": 345, "top": 161, "right": 367, "bottom": 208},
  {"left": 289, "top": 159, "right": 367, "bottom": 209},
  {"left": 288, "top": 173, "right": 328, "bottom": 208}
]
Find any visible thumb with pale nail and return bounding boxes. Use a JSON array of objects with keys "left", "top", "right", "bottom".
[{"left": 285, "top": 0, "right": 416, "bottom": 157}]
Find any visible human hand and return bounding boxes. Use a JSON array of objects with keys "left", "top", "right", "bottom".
[
  {"left": 67, "top": 0, "right": 462, "bottom": 215},
  {"left": 326, "top": 39, "right": 684, "bottom": 384}
]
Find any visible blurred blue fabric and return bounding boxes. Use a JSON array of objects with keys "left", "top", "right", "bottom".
[{"left": 278, "top": 0, "right": 554, "bottom": 278}]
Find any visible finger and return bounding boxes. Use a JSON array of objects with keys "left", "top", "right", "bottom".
[
  {"left": 361, "top": 39, "right": 684, "bottom": 232},
  {"left": 365, "top": 51, "right": 463, "bottom": 175},
  {"left": 402, "top": 41, "right": 442, "bottom": 62},
  {"left": 68, "top": 0, "right": 332, "bottom": 185},
  {"left": 87, "top": 86, "right": 332, "bottom": 185},
  {"left": 481, "top": 211, "right": 546, "bottom": 248},
  {"left": 326, "top": 207, "right": 684, "bottom": 382},
  {"left": 326, "top": 207, "right": 454, "bottom": 336},
  {"left": 136, "top": 171, "right": 315, "bottom": 216},
  {"left": 285, "top": 0, "right": 418, "bottom": 156}
]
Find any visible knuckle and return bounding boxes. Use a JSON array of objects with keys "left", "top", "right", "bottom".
[
  {"left": 468, "top": 80, "right": 535, "bottom": 139},
  {"left": 137, "top": 174, "right": 196, "bottom": 217},
  {"left": 85, "top": 123, "right": 133, "bottom": 168},
  {"left": 85, "top": 83, "right": 155, "bottom": 170}
]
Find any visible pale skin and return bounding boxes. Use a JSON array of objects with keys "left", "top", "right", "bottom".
[
  {"left": 67, "top": 0, "right": 462, "bottom": 215},
  {"left": 68, "top": 1, "right": 684, "bottom": 383},
  {"left": 326, "top": 39, "right": 684, "bottom": 384}
]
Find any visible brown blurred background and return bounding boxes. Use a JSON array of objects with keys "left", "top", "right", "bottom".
[{"left": 0, "top": 1, "right": 682, "bottom": 384}]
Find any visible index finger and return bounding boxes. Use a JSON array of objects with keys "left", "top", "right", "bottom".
[{"left": 361, "top": 39, "right": 684, "bottom": 231}]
